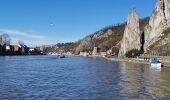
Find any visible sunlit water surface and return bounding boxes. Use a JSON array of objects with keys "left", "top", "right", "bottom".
[{"left": 0, "top": 56, "right": 170, "bottom": 100}]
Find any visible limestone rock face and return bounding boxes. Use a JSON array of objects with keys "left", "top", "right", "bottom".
[
  {"left": 164, "top": 0, "right": 170, "bottom": 21},
  {"left": 144, "top": 0, "right": 170, "bottom": 50},
  {"left": 118, "top": 9, "right": 141, "bottom": 57}
]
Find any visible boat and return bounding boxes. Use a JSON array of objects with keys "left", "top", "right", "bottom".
[
  {"left": 59, "top": 54, "right": 65, "bottom": 58},
  {"left": 150, "top": 58, "right": 162, "bottom": 69}
]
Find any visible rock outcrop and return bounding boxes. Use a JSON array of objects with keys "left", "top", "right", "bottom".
[
  {"left": 144, "top": 0, "right": 170, "bottom": 50},
  {"left": 118, "top": 9, "right": 141, "bottom": 57},
  {"left": 74, "top": 24, "right": 126, "bottom": 54},
  {"left": 148, "top": 27, "right": 170, "bottom": 56}
]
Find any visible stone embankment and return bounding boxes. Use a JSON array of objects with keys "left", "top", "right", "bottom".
[
  {"left": 84, "top": 55, "right": 170, "bottom": 67},
  {"left": 109, "top": 56, "right": 170, "bottom": 67},
  {"left": 161, "top": 56, "right": 170, "bottom": 67}
]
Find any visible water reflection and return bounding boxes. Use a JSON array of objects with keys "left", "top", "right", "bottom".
[
  {"left": 0, "top": 56, "right": 169, "bottom": 99},
  {"left": 119, "top": 62, "right": 170, "bottom": 99}
]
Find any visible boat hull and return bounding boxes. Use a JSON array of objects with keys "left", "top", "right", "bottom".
[
  {"left": 59, "top": 55, "right": 65, "bottom": 58},
  {"left": 151, "top": 63, "right": 162, "bottom": 69}
]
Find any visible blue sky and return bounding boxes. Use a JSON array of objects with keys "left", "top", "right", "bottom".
[{"left": 0, "top": 0, "right": 156, "bottom": 46}]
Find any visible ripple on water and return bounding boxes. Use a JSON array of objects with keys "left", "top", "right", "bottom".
[{"left": 0, "top": 56, "right": 169, "bottom": 99}]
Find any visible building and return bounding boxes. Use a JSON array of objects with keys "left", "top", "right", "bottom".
[
  {"left": 100, "top": 52, "right": 107, "bottom": 57},
  {"left": 5, "top": 45, "right": 10, "bottom": 52},
  {"left": 29, "top": 48, "right": 34, "bottom": 52},
  {"left": 92, "top": 47, "right": 101, "bottom": 56},
  {"left": 80, "top": 52, "right": 90, "bottom": 57},
  {"left": 13, "top": 45, "right": 20, "bottom": 52}
]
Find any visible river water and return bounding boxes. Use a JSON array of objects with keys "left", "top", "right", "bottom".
[{"left": 0, "top": 56, "right": 170, "bottom": 100}]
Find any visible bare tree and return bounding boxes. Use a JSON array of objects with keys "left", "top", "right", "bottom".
[
  {"left": 18, "top": 40, "right": 25, "bottom": 46},
  {"left": 1, "top": 34, "right": 11, "bottom": 45},
  {"left": 0, "top": 35, "right": 2, "bottom": 45}
]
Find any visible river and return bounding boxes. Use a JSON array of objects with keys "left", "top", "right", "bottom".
[{"left": 0, "top": 56, "right": 170, "bottom": 99}]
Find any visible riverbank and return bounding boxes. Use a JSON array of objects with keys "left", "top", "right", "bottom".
[
  {"left": 107, "top": 57, "right": 150, "bottom": 64},
  {"left": 0, "top": 53, "right": 45, "bottom": 56},
  {"left": 75, "top": 54, "right": 170, "bottom": 67},
  {"left": 160, "top": 57, "right": 170, "bottom": 67},
  {"left": 109, "top": 57, "right": 170, "bottom": 67}
]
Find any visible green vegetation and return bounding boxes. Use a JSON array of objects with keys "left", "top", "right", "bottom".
[
  {"left": 148, "top": 28, "right": 170, "bottom": 56},
  {"left": 125, "top": 49, "right": 143, "bottom": 58},
  {"left": 149, "top": 40, "right": 160, "bottom": 50},
  {"left": 148, "top": 27, "right": 170, "bottom": 56},
  {"left": 161, "top": 27, "right": 170, "bottom": 38},
  {"left": 160, "top": 49, "right": 170, "bottom": 56},
  {"left": 149, "top": 27, "right": 170, "bottom": 50}
]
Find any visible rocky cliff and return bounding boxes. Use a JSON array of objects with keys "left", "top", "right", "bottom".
[
  {"left": 75, "top": 24, "right": 126, "bottom": 54},
  {"left": 73, "top": 17, "right": 149, "bottom": 55},
  {"left": 148, "top": 27, "right": 170, "bottom": 56},
  {"left": 118, "top": 9, "right": 141, "bottom": 57},
  {"left": 37, "top": 0, "right": 170, "bottom": 57},
  {"left": 43, "top": 8, "right": 151, "bottom": 56},
  {"left": 59, "top": 0, "right": 170, "bottom": 57},
  {"left": 144, "top": 0, "right": 170, "bottom": 50}
]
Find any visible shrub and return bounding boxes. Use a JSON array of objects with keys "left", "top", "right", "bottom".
[
  {"left": 160, "top": 49, "right": 170, "bottom": 56},
  {"left": 125, "top": 49, "right": 143, "bottom": 58}
]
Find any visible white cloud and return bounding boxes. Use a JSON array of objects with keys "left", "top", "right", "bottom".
[{"left": 0, "top": 29, "right": 50, "bottom": 47}]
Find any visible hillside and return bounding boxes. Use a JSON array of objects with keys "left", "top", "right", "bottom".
[
  {"left": 74, "top": 17, "right": 149, "bottom": 54},
  {"left": 149, "top": 27, "right": 170, "bottom": 56}
]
